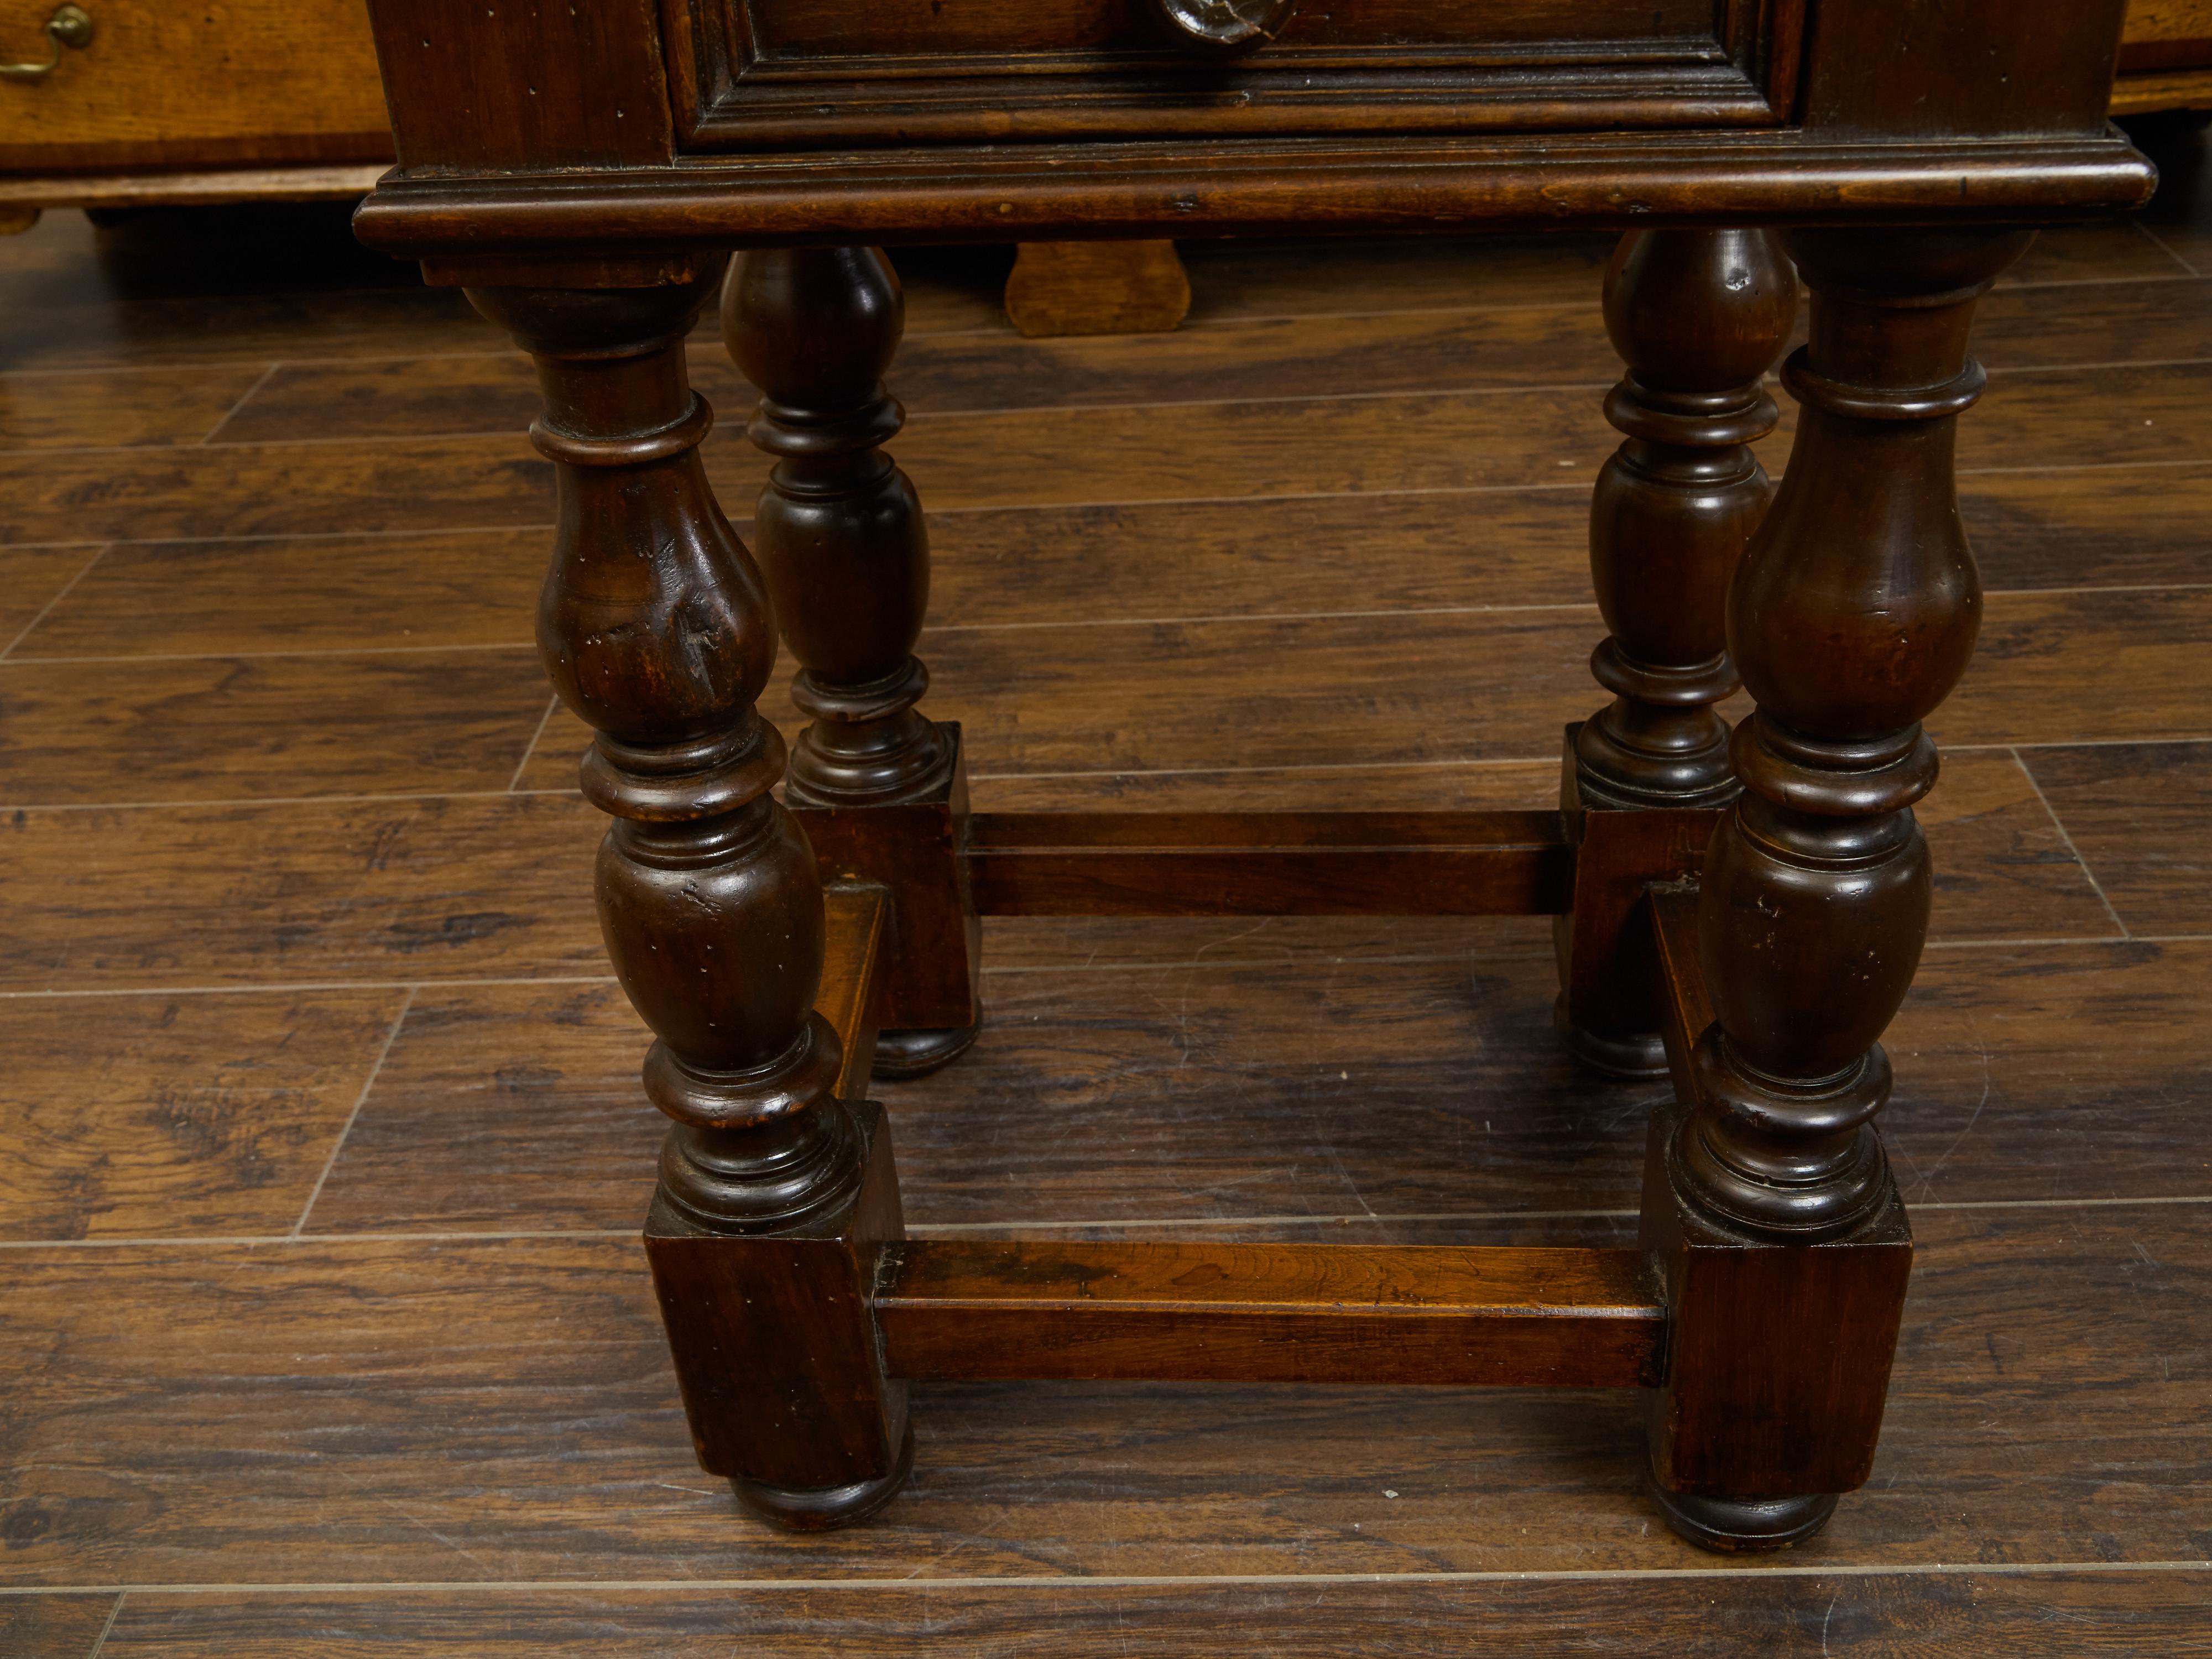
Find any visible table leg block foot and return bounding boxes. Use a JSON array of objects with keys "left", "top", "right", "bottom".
[
  {"left": 873, "top": 1021, "right": 982, "bottom": 1079},
  {"left": 1554, "top": 993, "right": 1670, "bottom": 1079},
  {"left": 1648, "top": 1480, "right": 1839, "bottom": 1553},
  {"left": 732, "top": 1422, "right": 917, "bottom": 1531}
]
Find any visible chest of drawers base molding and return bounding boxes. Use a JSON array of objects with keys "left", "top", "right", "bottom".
[
  {"left": 356, "top": 131, "right": 2152, "bottom": 272},
  {"left": 356, "top": 0, "right": 2153, "bottom": 1552}
]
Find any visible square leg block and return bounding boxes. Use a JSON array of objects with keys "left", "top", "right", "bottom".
[
  {"left": 644, "top": 1099, "right": 909, "bottom": 1492},
  {"left": 790, "top": 723, "right": 980, "bottom": 1034},
  {"left": 1554, "top": 724, "right": 1726, "bottom": 1073},
  {"left": 1639, "top": 1092, "right": 1913, "bottom": 1501}
]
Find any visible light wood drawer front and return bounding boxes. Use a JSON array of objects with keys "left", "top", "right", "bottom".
[
  {"left": 0, "top": 0, "right": 391, "bottom": 174},
  {"left": 2124, "top": 0, "right": 2212, "bottom": 44},
  {"left": 2119, "top": 0, "right": 2212, "bottom": 70}
]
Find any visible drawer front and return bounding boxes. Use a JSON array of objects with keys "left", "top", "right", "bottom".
[
  {"left": 0, "top": 0, "right": 392, "bottom": 174},
  {"left": 2120, "top": 0, "right": 2212, "bottom": 69},
  {"left": 680, "top": 0, "right": 1802, "bottom": 150},
  {"left": 749, "top": 0, "right": 1717, "bottom": 59}
]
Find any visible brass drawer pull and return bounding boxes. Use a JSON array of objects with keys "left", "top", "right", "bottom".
[
  {"left": 1142, "top": 0, "right": 1295, "bottom": 55},
  {"left": 1, "top": 3, "right": 93, "bottom": 82}
]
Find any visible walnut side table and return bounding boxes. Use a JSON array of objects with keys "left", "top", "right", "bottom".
[{"left": 353, "top": 0, "right": 2155, "bottom": 1552}]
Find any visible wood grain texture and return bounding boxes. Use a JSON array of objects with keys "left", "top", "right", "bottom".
[
  {"left": 363, "top": 0, "right": 673, "bottom": 170},
  {"left": 1003, "top": 240, "right": 1191, "bottom": 337},
  {"left": 19, "top": 352, "right": 2208, "bottom": 550},
  {"left": 0, "top": 650, "right": 549, "bottom": 806},
  {"left": 0, "top": 0, "right": 393, "bottom": 172},
  {"left": 963, "top": 809, "right": 1573, "bottom": 916},
  {"left": 85, "top": 1572, "right": 2212, "bottom": 1657},
  {"left": 0, "top": 544, "right": 103, "bottom": 647},
  {"left": 353, "top": 133, "right": 2152, "bottom": 258},
  {"left": 0, "top": 164, "right": 389, "bottom": 213},
  {"left": 0, "top": 362, "right": 270, "bottom": 450},
  {"left": 309, "top": 930, "right": 2212, "bottom": 1238},
  {"left": 0, "top": 795, "right": 607, "bottom": 992},
  {"left": 503, "top": 587, "right": 2212, "bottom": 792},
  {"left": 2017, "top": 742, "right": 2212, "bottom": 932},
  {"left": 819, "top": 884, "right": 889, "bottom": 1098},
  {"left": 0, "top": 1594, "right": 116, "bottom": 1659},
  {"left": 878, "top": 1239, "right": 1662, "bottom": 1386},
  {"left": 1171, "top": 222, "right": 2177, "bottom": 323},
  {"left": 0, "top": 127, "right": 2208, "bottom": 1639},
  {"left": 12, "top": 342, "right": 2212, "bottom": 550},
  {"left": 8, "top": 531, "right": 549, "bottom": 660},
  {"left": 2, "top": 1208, "right": 2206, "bottom": 1583},
  {"left": 2112, "top": 67, "right": 2212, "bottom": 111},
  {"left": 198, "top": 272, "right": 2212, "bottom": 444},
  {"left": 0, "top": 434, "right": 551, "bottom": 547},
  {"left": 0, "top": 213, "right": 2163, "bottom": 382},
  {"left": 0, "top": 989, "right": 408, "bottom": 1241},
  {"left": 0, "top": 745, "right": 2109, "bottom": 1010},
  {"left": 18, "top": 464, "right": 2211, "bottom": 664},
  {"left": 2125, "top": 0, "right": 2212, "bottom": 46},
  {"left": 0, "top": 221, "right": 1006, "bottom": 376},
  {"left": 0, "top": 752, "right": 2088, "bottom": 1013}
]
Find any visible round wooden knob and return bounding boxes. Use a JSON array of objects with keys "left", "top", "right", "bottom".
[{"left": 1142, "top": 0, "right": 1296, "bottom": 54}]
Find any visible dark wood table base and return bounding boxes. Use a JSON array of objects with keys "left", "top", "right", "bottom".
[{"left": 446, "top": 218, "right": 2051, "bottom": 1551}]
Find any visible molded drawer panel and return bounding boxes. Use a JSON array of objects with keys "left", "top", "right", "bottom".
[
  {"left": 681, "top": 0, "right": 1802, "bottom": 149},
  {"left": 747, "top": 0, "right": 1719, "bottom": 59}
]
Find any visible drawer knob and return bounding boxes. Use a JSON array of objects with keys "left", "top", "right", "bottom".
[
  {"left": 1143, "top": 0, "right": 1295, "bottom": 54},
  {"left": 1, "top": 3, "right": 93, "bottom": 82}
]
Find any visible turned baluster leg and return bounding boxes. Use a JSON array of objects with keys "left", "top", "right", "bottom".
[
  {"left": 471, "top": 270, "right": 912, "bottom": 1530},
  {"left": 1558, "top": 229, "right": 1797, "bottom": 1076},
  {"left": 1644, "top": 226, "right": 2035, "bottom": 1551},
  {"left": 724, "top": 248, "right": 980, "bottom": 1079}
]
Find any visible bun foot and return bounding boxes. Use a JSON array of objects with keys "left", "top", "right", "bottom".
[
  {"left": 1554, "top": 995, "right": 1669, "bottom": 1080},
  {"left": 731, "top": 1424, "right": 916, "bottom": 1531},
  {"left": 873, "top": 1021, "right": 981, "bottom": 1079},
  {"left": 1649, "top": 1481, "right": 1839, "bottom": 1552}
]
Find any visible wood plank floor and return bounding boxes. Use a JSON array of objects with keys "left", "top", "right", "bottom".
[{"left": 2, "top": 144, "right": 2210, "bottom": 1653}]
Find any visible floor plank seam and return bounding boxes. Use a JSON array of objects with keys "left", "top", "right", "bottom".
[
  {"left": 8, "top": 1192, "right": 2210, "bottom": 1253},
  {"left": 1984, "top": 352, "right": 2212, "bottom": 377},
  {"left": 1920, "top": 933, "right": 2198, "bottom": 950},
  {"left": 44, "top": 356, "right": 2212, "bottom": 456},
  {"left": 0, "top": 542, "right": 111, "bottom": 661},
  {"left": 8, "top": 456, "right": 2211, "bottom": 559},
  {"left": 2007, "top": 747, "right": 2133, "bottom": 941},
  {"left": 6, "top": 733, "right": 2212, "bottom": 812},
  {"left": 194, "top": 363, "right": 282, "bottom": 446},
  {"left": 289, "top": 987, "right": 417, "bottom": 1239},
  {"left": 0, "top": 785, "right": 588, "bottom": 813},
  {"left": 25, "top": 351, "right": 2212, "bottom": 460},
  {"left": 8, "top": 259, "right": 2190, "bottom": 374},
  {"left": 508, "top": 693, "right": 562, "bottom": 792},
  {"left": 2130, "top": 216, "right": 2203, "bottom": 278},
  {"left": 7, "top": 580, "right": 2212, "bottom": 670},
  {"left": 0, "top": 641, "right": 542, "bottom": 666},
  {"left": 84, "top": 1591, "right": 122, "bottom": 1659},
  {"left": 6, "top": 932, "right": 2210, "bottom": 1002},
  {"left": 6, "top": 1559, "right": 2210, "bottom": 1597},
  {"left": 0, "top": 524, "right": 559, "bottom": 553}
]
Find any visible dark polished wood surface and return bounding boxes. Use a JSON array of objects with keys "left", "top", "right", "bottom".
[
  {"left": 352, "top": 1, "right": 2150, "bottom": 260},
  {"left": 2, "top": 133, "right": 2211, "bottom": 1642},
  {"left": 351, "top": 0, "right": 2156, "bottom": 1552}
]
